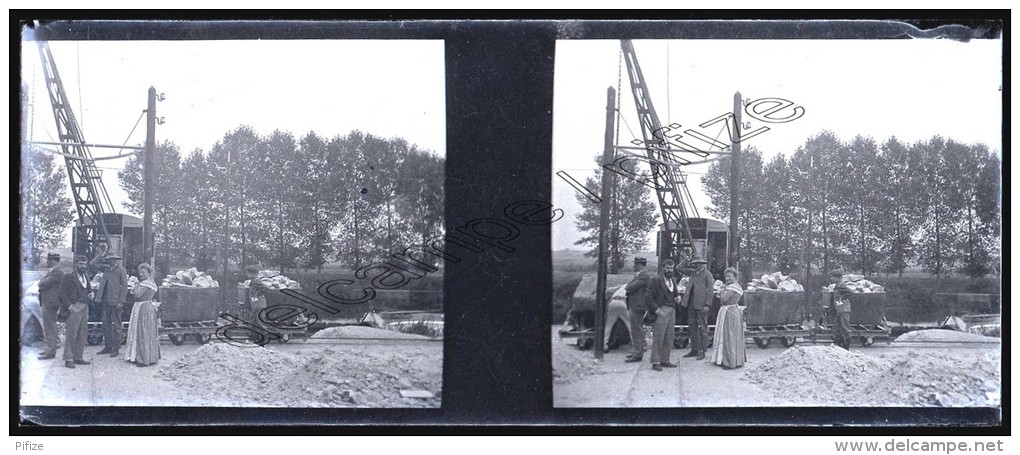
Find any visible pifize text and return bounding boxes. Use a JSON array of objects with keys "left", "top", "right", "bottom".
[{"left": 14, "top": 442, "right": 43, "bottom": 451}]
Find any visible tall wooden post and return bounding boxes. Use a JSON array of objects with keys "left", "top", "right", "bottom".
[
  {"left": 594, "top": 86, "right": 617, "bottom": 360},
  {"left": 222, "top": 149, "right": 231, "bottom": 305},
  {"left": 143, "top": 87, "right": 156, "bottom": 268},
  {"left": 805, "top": 154, "right": 814, "bottom": 319},
  {"left": 730, "top": 92, "right": 742, "bottom": 281}
]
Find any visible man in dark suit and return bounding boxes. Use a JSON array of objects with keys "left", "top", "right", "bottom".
[
  {"left": 36, "top": 253, "right": 65, "bottom": 360},
  {"left": 59, "top": 255, "right": 93, "bottom": 368},
  {"left": 678, "top": 255, "right": 714, "bottom": 360},
  {"left": 643, "top": 259, "right": 680, "bottom": 371},
  {"left": 624, "top": 257, "right": 652, "bottom": 363},
  {"left": 96, "top": 254, "right": 129, "bottom": 356}
]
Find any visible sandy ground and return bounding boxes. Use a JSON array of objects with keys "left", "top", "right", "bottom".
[
  {"left": 552, "top": 325, "right": 1001, "bottom": 408},
  {"left": 19, "top": 336, "right": 442, "bottom": 408}
]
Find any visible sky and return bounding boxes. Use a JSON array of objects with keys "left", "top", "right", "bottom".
[
  {"left": 20, "top": 37, "right": 446, "bottom": 244},
  {"left": 552, "top": 38, "right": 1003, "bottom": 251}
]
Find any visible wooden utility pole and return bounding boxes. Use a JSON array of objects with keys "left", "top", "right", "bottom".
[
  {"left": 222, "top": 149, "right": 231, "bottom": 305},
  {"left": 594, "top": 86, "right": 617, "bottom": 360},
  {"left": 730, "top": 92, "right": 742, "bottom": 281},
  {"left": 143, "top": 87, "right": 157, "bottom": 268},
  {"left": 805, "top": 154, "right": 814, "bottom": 318}
]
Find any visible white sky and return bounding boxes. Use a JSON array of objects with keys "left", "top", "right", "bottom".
[
  {"left": 20, "top": 37, "right": 446, "bottom": 237},
  {"left": 552, "top": 39, "right": 1002, "bottom": 251}
]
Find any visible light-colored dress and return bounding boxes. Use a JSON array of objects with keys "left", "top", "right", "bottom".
[
  {"left": 125, "top": 278, "right": 160, "bottom": 366},
  {"left": 712, "top": 282, "right": 746, "bottom": 369}
]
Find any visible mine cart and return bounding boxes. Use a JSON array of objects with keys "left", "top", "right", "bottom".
[
  {"left": 737, "top": 291, "right": 813, "bottom": 349},
  {"left": 157, "top": 287, "right": 229, "bottom": 345},
  {"left": 813, "top": 291, "right": 892, "bottom": 346}
]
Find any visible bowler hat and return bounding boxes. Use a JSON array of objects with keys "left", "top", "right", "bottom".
[
  {"left": 688, "top": 255, "right": 708, "bottom": 264},
  {"left": 46, "top": 253, "right": 61, "bottom": 261},
  {"left": 105, "top": 254, "right": 123, "bottom": 261},
  {"left": 633, "top": 257, "right": 648, "bottom": 264}
]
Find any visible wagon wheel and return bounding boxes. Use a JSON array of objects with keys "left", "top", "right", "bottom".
[
  {"left": 169, "top": 334, "right": 186, "bottom": 346},
  {"left": 192, "top": 333, "right": 212, "bottom": 344},
  {"left": 576, "top": 337, "right": 593, "bottom": 350},
  {"left": 753, "top": 337, "right": 771, "bottom": 349},
  {"left": 277, "top": 333, "right": 291, "bottom": 344},
  {"left": 780, "top": 336, "right": 797, "bottom": 348},
  {"left": 859, "top": 336, "right": 875, "bottom": 347},
  {"left": 87, "top": 334, "right": 103, "bottom": 346}
]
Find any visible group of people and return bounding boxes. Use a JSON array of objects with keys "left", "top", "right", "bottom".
[
  {"left": 621, "top": 256, "right": 859, "bottom": 371},
  {"left": 34, "top": 244, "right": 162, "bottom": 369},
  {"left": 621, "top": 255, "right": 748, "bottom": 371}
]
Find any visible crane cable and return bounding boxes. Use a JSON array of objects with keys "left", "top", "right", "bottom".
[
  {"left": 614, "top": 46, "right": 623, "bottom": 152},
  {"left": 77, "top": 42, "right": 84, "bottom": 131},
  {"left": 666, "top": 41, "right": 671, "bottom": 125}
]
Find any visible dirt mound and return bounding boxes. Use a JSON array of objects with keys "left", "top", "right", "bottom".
[
  {"left": 552, "top": 338, "right": 604, "bottom": 383},
  {"left": 746, "top": 346, "right": 892, "bottom": 403},
  {"left": 158, "top": 344, "right": 304, "bottom": 402},
  {"left": 862, "top": 350, "right": 1001, "bottom": 407},
  {"left": 158, "top": 343, "right": 441, "bottom": 407},
  {"left": 745, "top": 345, "right": 1000, "bottom": 406},
  {"left": 894, "top": 329, "right": 1000, "bottom": 344},
  {"left": 310, "top": 325, "right": 432, "bottom": 340}
]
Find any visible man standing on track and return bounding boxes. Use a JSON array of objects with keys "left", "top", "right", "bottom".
[
  {"left": 36, "top": 253, "right": 65, "bottom": 360},
  {"left": 59, "top": 256, "right": 93, "bottom": 368},
  {"left": 678, "top": 255, "right": 713, "bottom": 361},
  {"left": 623, "top": 257, "right": 652, "bottom": 363},
  {"left": 643, "top": 259, "right": 680, "bottom": 372},
  {"left": 96, "top": 254, "right": 128, "bottom": 357},
  {"left": 828, "top": 270, "right": 854, "bottom": 351}
]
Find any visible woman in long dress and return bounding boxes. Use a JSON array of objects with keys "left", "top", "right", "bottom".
[
  {"left": 711, "top": 267, "right": 746, "bottom": 369},
  {"left": 125, "top": 263, "right": 160, "bottom": 366}
]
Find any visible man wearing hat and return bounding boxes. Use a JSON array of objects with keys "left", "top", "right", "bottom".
[
  {"left": 678, "top": 255, "right": 714, "bottom": 360},
  {"left": 95, "top": 253, "right": 129, "bottom": 356},
  {"left": 58, "top": 255, "right": 93, "bottom": 368},
  {"left": 36, "top": 253, "right": 66, "bottom": 359},
  {"left": 643, "top": 259, "right": 681, "bottom": 371},
  {"left": 86, "top": 241, "right": 110, "bottom": 277},
  {"left": 623, "top": 257, "right": 652, "bottom": 362}
]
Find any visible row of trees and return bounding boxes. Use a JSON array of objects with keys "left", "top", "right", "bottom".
[
  {"left": 20, "top": 147, "right": 75, "bottom": 267},
  {"left": 701, "top": 132, "right": 1001, "bottom": 279},
  {"left": 572, "top": 156, "right": 659, "bottom": 273},
  {"left": 572, "top": 132, "right": 1001, "bottom": 280},
  {"left": 118, "top": 126, "right": 444, "bottom": 273}
]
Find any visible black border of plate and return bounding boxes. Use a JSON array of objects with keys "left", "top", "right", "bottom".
[{"left": 10, "top": 11, "right": 1009, "bottom": 434}]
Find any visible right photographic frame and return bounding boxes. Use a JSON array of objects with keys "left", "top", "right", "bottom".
[{"left": 552, "top": 35, "right": 1002, "bottom": 410}]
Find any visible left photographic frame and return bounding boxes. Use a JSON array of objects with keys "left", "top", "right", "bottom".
[{"left": 18, "top": 23, "right": 446, "bottom": 410}]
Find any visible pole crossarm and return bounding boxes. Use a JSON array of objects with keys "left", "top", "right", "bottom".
[
  {"left": 614, "top": 145, "right": 732, "bottom": 155},
  {"left": 29, "top": 140, "right": 146, "bottom": 151}
]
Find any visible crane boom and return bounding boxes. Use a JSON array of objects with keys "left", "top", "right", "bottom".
[
  {"left": 36, "top": 40, "right": 113, "bottom": 258},
  {"left": 620, "top": 39, "right": 702, "bottom": 263}
]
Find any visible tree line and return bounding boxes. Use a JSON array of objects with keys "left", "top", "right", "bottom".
[
  {"left": 701, "top": 132, "right": 1001, "bottom": 279},
  {"left": 117, "top": 126, "right": 444, "bottom": 274}
]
